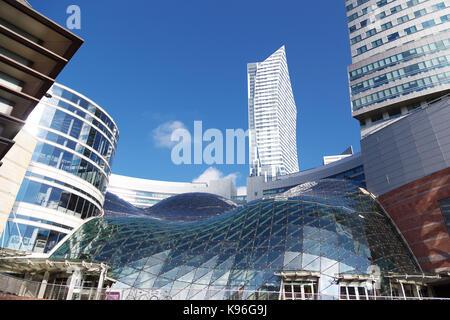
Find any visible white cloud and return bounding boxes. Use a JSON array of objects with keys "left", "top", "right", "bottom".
[
  {"left": 152, "top": 121, "right": 187, "bottom": 148},
  {"left": 236, "top": 186, "right": 247, "bottom": 196},
  {"left": 192, "top": 167, "right": 239, "bottom": 184}
]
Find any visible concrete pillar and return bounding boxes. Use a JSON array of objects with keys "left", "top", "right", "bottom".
[
  {"left": 37, "top": 271, "right": 50, "bottom": 299},
  {"left": 95, "top": 264, "right": 107, "bottom": 300},
  {"left": 401, "top": 106, "right": 408, "bottom": 114},
  {"left": 66, "top": 270, "right": 81, "bottom": 300},
  {"left": 18, "top": 273, "right": 32, "bottom": 297}
]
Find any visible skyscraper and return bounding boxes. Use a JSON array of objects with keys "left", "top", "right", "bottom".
[
  {"left": 248, "top": 46, "right": 299, "bottom": 180},
  {"left": 345, "top": 0, "right": 450, "bottom": 272},
  {"left": 346, "top": 0, "right": 450, "bottom": 137}
]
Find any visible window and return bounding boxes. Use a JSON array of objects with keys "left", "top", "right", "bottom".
[
  {"left": 360, "top": 19, "right": 368, "bottom": 27},
  {"left": 407, "top": 0, "right": 419, "bottom": 7},
  {"left": 397, "top": 15, "right": 409, "bottom": 24},
  {"left": 0, "top": 97, "right": 13, "bottom": 116},
  {"left": 388, "top": 107, "right": 402, "bottom": 117},
  {"left": 371, "top": 113, "right": 383, "bottom": 123},
  {"left": 431, "top": 2, "right": 445, "bottom": 11},
  {"left": 349, "top": 25, "right": 357, "bottom": 33},
  {"left": 442, "top": 14, "right": 450, "bottom": 22},
  {"left": 391, "top": 5, "right": 402, "bottom": 14},
  {"left": 414, "top": 9, "right": 427, "bottom": 18},
  {"left": 351, "top": 35, "right": 362, "bottom": 44},
  {"left": 372, "top": 39, "right": 383, "bottom": 48},
  {"left": 357, "top": 45, "right": 368, "bottom": 55},
  {"left": 376, "top": 11, "right": 386, "bottom": 19},
  {"left": 348, "top": 12, "right": 359, "bottom": 22},
  {"left": 377, "top": 0, "right": 387, "bottom": 7},
  {"left": 404, "top": 26, "right": 417, "bottom": 34},
  {"left": 422, "top": 20, "right": 436, "bottom": 28},
  {"left": 281, "top": 281, "right": 318, "bottom": 300},
  {"left": 346, "top": 3, "right": 354, "bottom": 11},
  {"left": 366, "top": 28, "right": 377, "bottom": 37},
  {"left": 387, "top": 32, "right": 399, "bottom": 42},
  {"left": 438, "top": 197, "right": 450, "bottom": 234},
  {"left": 340, "top": 284, "right": 371, "bottom": 300},
  {"left": 381, "top": 21, "right": 393, "bottom": 31}
]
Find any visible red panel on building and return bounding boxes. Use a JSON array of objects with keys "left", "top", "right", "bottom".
[{"left": 378, "top": 167, "right": 450, "bottom": 273}]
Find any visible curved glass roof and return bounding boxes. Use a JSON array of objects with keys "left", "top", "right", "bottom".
[
  {"left": 104, "top": 192, "right": 238, "bottom": 222},
  {"left": 51, "top": 179, "right": 420, "bottom": 300},
  {"left": 145, "top": 193, "right": 238, "bottom": 222}
]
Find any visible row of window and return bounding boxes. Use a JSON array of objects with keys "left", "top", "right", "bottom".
[
  {"left": 38, "top": 105, "right": 116, "bottom": 164},
  {"left": 349, "top": 38, "right": 450, "bottom": 81},
  {"left": 352, "top": 71, "right": 450, "bottom": 111},
  {"left": 25, "top": 171, "right": 103, "bottom": 209},
  {"left": 351, "top": 2, "right": 446, "bottom": 44},
  {"left": 42, "top": 96, "right": 118, "bottom": 149},
  {"left": 351, "top": 54, "right": 449, "bottom": 96},
  {"left": 0, "top": 221, "right": 68, "bottom": 254},
  {"left": 31, "top": 141, "right": 109, "bottom": 193},
  {"left": 51, "top": 85, "right": 119, "bottom": 141},
  {"left": 35, "top": 127, "right": 112, "bottom": 177},
  {"left": 355, "top": 16, "right": 448, "bottom": 55},
  {"left": 15, "top": 178, "right": 102, "bottom": 220},
  {"left": 348, "top": 0, "right": 425, "bottom": 23},
  {"left": 12, "top": 214, "right": 73, "bottom": 231},
  {"left": 281, "top": 279, "right": 430, "bottom": 300}
]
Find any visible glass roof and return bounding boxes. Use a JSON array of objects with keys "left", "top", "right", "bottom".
[{"left": 51, "top": 179, "right": 421, "bottom": 300}]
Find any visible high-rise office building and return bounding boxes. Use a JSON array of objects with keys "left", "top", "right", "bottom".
[
  {"left": 248, "top": 46, "right": 299, "bottom": 179},
  {"left": 345, "top": 0, "right": 450, "bottom": 272},
  {"left": 0, "top": 83, "right": 119, "bottom": 254},
  {"left": 346, "top": 0, "right": 450, "bottom": 137}
]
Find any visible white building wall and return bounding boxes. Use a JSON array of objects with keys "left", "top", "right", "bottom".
[
  {"left": 107, "top": 174, "right": 237, "bottom": 208},
  {"left": 0, "top": 130, "right": 36, "bottom": 237}
]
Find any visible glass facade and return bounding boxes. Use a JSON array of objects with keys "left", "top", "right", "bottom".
[
  {"left": 0, "top": 83, "right": 118, "bottom": 254},
  {"left": 104, "top": 192, "right": 238, "bottom": 222},
  {"left": 51, "top": 180, "right": 422, "bottom": 300}
]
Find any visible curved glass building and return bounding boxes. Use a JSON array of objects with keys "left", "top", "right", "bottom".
[
  {"left": 104, "top": 192, "right": 238, "bottom": 222},
  {"left": 50, "top": 179, "right": 430, "bottom": 300},
  {"left": 0, "top": 83, "right": 119, "bottom": 254}
]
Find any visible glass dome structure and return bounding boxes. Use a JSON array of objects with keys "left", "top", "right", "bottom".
[
  {"left": 103, "top": 192, "right": 238, "bottom": 222},
  {"left": 51, "top": 179, "right": 421, "bottom": 300}
]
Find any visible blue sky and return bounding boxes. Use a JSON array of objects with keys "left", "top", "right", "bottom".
[{"left": 30, "top": 0, "right": 360, "bottom": 192}]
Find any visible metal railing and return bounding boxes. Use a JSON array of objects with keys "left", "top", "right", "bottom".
[
  {"left": 0, "top": 272, "right": 108, "bottom": 300},
  {"left": 1, "top": 272, "right": 449, "bottom": 301}
]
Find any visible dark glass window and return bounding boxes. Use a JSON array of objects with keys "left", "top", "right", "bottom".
[
  {"left": 422, "top": 20, "right": 436, "bottom": 29},
  {"left": 438, "top": 198, "right": 450, "bottom": 234},
  {"left": 404, "top": 26, "right": 417, "bottom": 35},
  {"left": 366, "top": 28, "right": 377, "bottom": 37},
  {"left": 391, "top": 5, "right": 402, "bottom": 14},
  {"left": 387, "top": 32, "right": 400, "bottom": 42}
]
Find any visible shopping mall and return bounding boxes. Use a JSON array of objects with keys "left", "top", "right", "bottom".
[{"left": 0, "top": 0, "right": 449, "bottom": 301}]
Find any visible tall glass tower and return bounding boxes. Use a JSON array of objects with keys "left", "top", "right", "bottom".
[
  {"left": 346, "top": 0, "right": 450, "bottom": 137},
  {"left": 248, "top": 46, "right": 299, "bottom": 180},
  {"left": 0, "top": 83, "right": 118, "bottom": 254}
]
